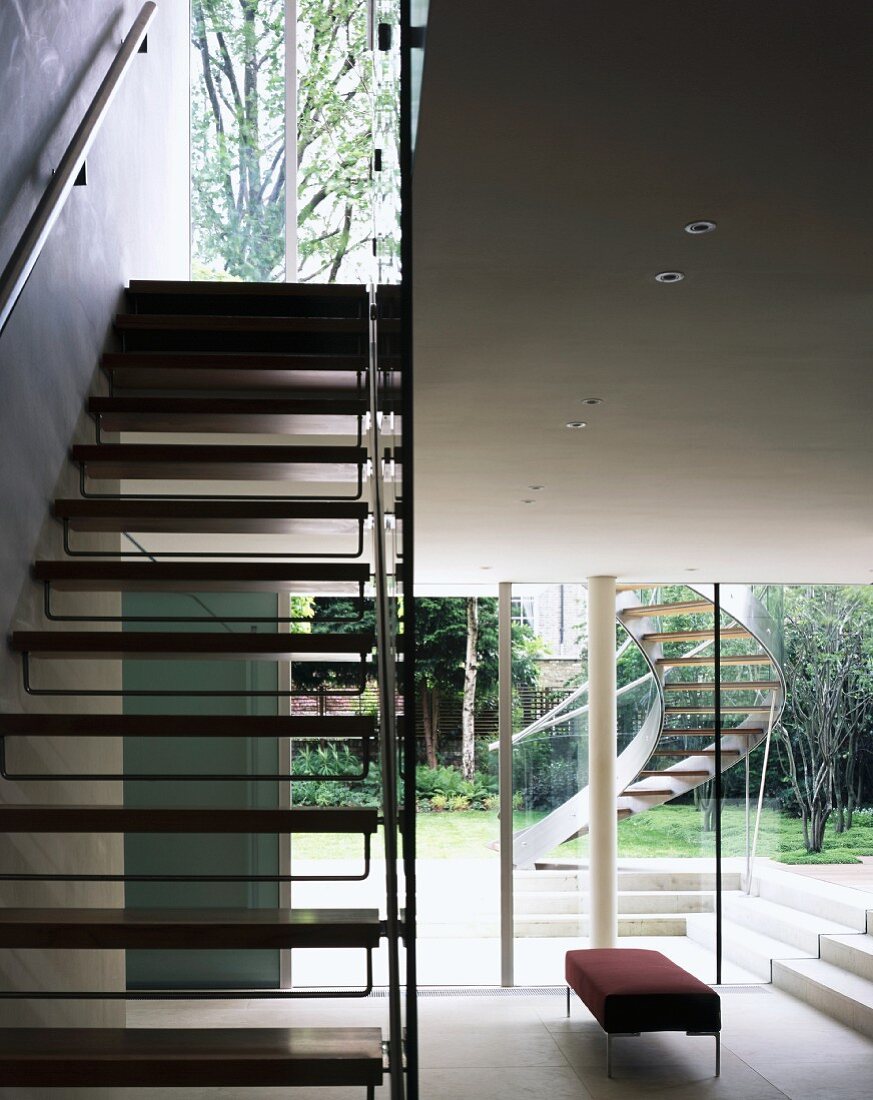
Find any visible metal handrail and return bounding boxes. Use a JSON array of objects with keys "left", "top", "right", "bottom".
[
  {"left": 0, "top": 2, "right": 156, "bottom": 337},
  {"left": 367, "top": 283, "right": 405, "bottom": 1100}
]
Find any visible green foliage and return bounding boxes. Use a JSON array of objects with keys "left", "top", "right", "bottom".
[
  {"left": 191, "top": 0, "right": 385, "bottom": 282},
  {"left": 414, "top": 764, "right": 496, "bottom": 811},
  {"left": 776, "top": 849, "right": 863, "bottom": 865}
]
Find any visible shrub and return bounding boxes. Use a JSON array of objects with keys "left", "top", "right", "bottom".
[{"left": 776, "top": 848, "right": 861, "bottom": 865}]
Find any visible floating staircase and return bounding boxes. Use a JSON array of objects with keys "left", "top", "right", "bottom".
[
  {"left": 1, "top": 279, "right": 411, "bottom": 1095},
  {"left": 511, "top": 583, "right": 785, "bottom": 867}
]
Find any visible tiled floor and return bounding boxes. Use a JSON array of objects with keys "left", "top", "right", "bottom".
[
  {"left": 111, "top": 985, "right": 873, "bottom": 1099},
  {"left": 3, "top": 984, "right": 869, "bottom": 1098}
]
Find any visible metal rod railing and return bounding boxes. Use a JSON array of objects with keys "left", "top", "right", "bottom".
[{"left": 0, "top": 2, "right": 156, "bottom": 337}]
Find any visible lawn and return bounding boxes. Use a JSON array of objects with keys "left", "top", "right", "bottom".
[{"left": 292, "top": 804, "right": 873, "bottom": 863}]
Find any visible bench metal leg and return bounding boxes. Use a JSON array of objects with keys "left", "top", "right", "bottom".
[
  {"left": 687, "top": 1031, "right": 721, "bottom": 1077},
  {"left": 606, "top": 1032, "right": 640, "bottom": 1078},
  {"left": 566, "top": 986, "right": 571, "bottom": 1018}
]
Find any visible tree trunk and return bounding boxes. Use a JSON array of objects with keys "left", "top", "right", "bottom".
[
  {"left": 421, "top": 685, "right": 440, "bottom": 770},
  {"left": 461, "top": 597, "right": 479, "bottom": 782}
]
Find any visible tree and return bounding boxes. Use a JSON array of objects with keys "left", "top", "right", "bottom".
[
  {"left": 191, "top": 0, "right": 378, "bottom": 282},
  {"left": 776, "top": 588, "right": 873, "bottom": 852},
  {"left": 460, "top": 598, "right": 479, "bottom": 781},
  {"left": 414, "top": 598, "right": 542, "bottom": 770}
]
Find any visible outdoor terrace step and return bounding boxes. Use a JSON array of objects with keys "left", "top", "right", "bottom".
[
  {"left": 0, "top": 1027, "right": 384, "bottom": 1089},
  {"left": 821, "top": 933, "right": 873, "bottom": 983},
  {"left": 71, "top": 443, "right": 366, "bottom": 481},
  {"left": 517, "top": 890, "right": 714, "bottom": 916},
  {"left": 773, "top": 957, "right": 873, "bottom": 1039},
  {"left": 0, "top": 908, "right": 380, "bottom": 950},
  {"left": 686, "top": 911, "right": 807, "bottom": 981},
  {"left": 722, "top": 892, "right": 857, "bottom": 954},
  {"left": 748, "top": 863, "right": 871, "bottom": 929},
  {"left": 514, "top": 913, "right": 688, "bottom": 937},
  {"left": 0, "top": 805, "right": 378, "bottom": 834}
]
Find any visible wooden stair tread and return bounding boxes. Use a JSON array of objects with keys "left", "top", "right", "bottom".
[
  {"left": 89, "top": 395, "right": 367, "bottom": 433},
  {"left": 0, "top": 805, "right": 378, "bottom": 833},
  {"left": 116, "top": 313, "right": 373, "bottom": 333},
  {"left": 129, "top": 280, "right": 374, "bottom": 298},
  {"left": 10, "top": 630, "right": 374, "bottom": 659},
  {"left": 53, "top": 498, "right": 366, "bottom": 533},
  {"left": 621, "top": 788, "right": 674, "bottom": 797},
  {"left": 642, "top": 627, "right": 751, "bottom": 642},
  {"left": 665, "top": 705, "right": 772, "bottom": 714},
  {"left": 0, "top": 1026, "right": 383, "bottom": 1088},
  {"left": 661, "top": 728, "right": 763, "bottom": 736},
  {"left": 622, "top": 600, "right": 712, "bottom": 618},
  {"left": 664, "top": 680, "right": 778, "bottom": 692},
  {"left": 33, "top": 561, "right": 369, "bottom": 592},
  {"left": 72, "top": 443, "right": 366, "bottom": 480},
  {"left": 638, "top": 769, "right": 710, "bottom": 778},
  {"left": 0, "top": 713, "right": 374, "bottom": 738},
  {"left": 0, "top": 908, "right": 380, "bottom": 949},
  {"left": 652, "top": 749, "right": 742, "bottom": 756},
  {"left": 657, "top": 653, "right": 773, "bottom": 667}
]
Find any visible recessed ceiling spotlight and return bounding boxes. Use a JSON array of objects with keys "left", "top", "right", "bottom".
[
  {"left": 655, "top": 271, "right": 685, "bottom": 283},
  {"left": 480, "top": 565, "right": 493, "bottom": 570},
  {"left": 685, "top": 220, "right": 717, "bottom": 235},
  {"left": 521, "top": 499, "right": 535, "bottom": 504},
  {"left": 565, "top": 420, "right": 587, "bottom": 429},
  {"left": 528, "top": 484, "right": 545, "bottom": 491},
  {"left": 686, "top": 567, "right": 699, "bottom": 572},
  {"left": 581, "top": 397, "right": 603, "bottom": 406}
]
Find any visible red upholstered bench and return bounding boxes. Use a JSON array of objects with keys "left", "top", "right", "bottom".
[{"left": 565, "top": 948, "right": 721, "bottom": 1078}]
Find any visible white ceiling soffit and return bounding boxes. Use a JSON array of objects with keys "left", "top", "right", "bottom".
[{"left": 412, "top": 0, "right": 873, "bottom": 585}]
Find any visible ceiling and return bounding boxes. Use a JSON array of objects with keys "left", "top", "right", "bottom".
[{"left": 412, "top": 0, "right": 873, "bottom": 586}]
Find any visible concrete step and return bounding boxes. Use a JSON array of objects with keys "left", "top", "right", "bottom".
[
  {"left": 748, "top": 863, "right": 870, "bottom": 930},
  {"left": 724, "top": 892, "right": 857, "bottom": 955},
  {"left": 773, "top": 957, "right": 873, "bottom": 1039},
  {"left": 516, "top": 890, "right": 714, "bottom": 916},
  {"left": 520, "top": 867, "right": 742, "bottom": 893},
  {"left": 514, "top": 913, "right": 687, "bottom": 937},
  {"left": 821, "top": 932, "right": 873, "bottom": 983},
  {"left": 686, "top": 912, "right": 810, "bottom": 981}
]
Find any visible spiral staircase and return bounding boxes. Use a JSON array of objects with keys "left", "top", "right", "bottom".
[{"left": 512, "top": 583, "right": 785, "bottom": 870}]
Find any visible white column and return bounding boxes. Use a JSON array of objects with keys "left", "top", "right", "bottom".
[
  {"left": 498, "top": 582, "right": 514, "bottom": 986},
  {"left": 588, "top": 575, "right": 617, "bottom": 948}
]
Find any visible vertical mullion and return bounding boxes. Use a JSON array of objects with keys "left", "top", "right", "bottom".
[
  {"left": 285, "top": 0, "right": 297, "bottom": 280},
  {"left": 498, "top": 582, "right": 514, "bottom": 986},
  {"left": 714, "top": 582, "right": 722, "bottom": 985}
]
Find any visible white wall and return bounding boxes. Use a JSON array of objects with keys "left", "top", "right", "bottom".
[{"left": 0, "top": 0, "right": 189, "bottom": 1041}]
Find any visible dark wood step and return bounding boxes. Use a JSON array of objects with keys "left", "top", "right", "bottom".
[
  {"left": 71, "top": 443, "right": 366, "bottom": 480},
  {"left": 100, "top": 351, "right": 391, "bottom": 393},
  {"left": 89, "top": 395, "right": 366, "bottom": 434},
  {"left": 621, "top": 787, "right": 674, "bottom": 797},
  {"left": 116, "top": 314, "right": 372, "bottom": 334},
  {"left": 642, "top": 627, "right": 751, "bottom": 643},
  {"left": 129, "top": 280, "right": 375, "bottom": 297},
  {"left": 0, "top": 1027, "right": 383, "bottom": 1088},
  {"left": 53, "top": 497, "right": 367, "bottom": 534},
  {"left": 0, "top": 805, "right": 378, "bottom": 833},
  {"left": 10, "top": 630, "right": 374, "bottom": 660},
  {"left": 0, "top": 907, "right": 380, "bottom": 950},
  {"left": 664, "top": 680, "right": 778, "bottom": 693},
  {"left": 0, "top": 713, "right": 374, "bottom": 739},
  {"left": 33, "top": 561, "right": 369, "bottom": 593}
]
